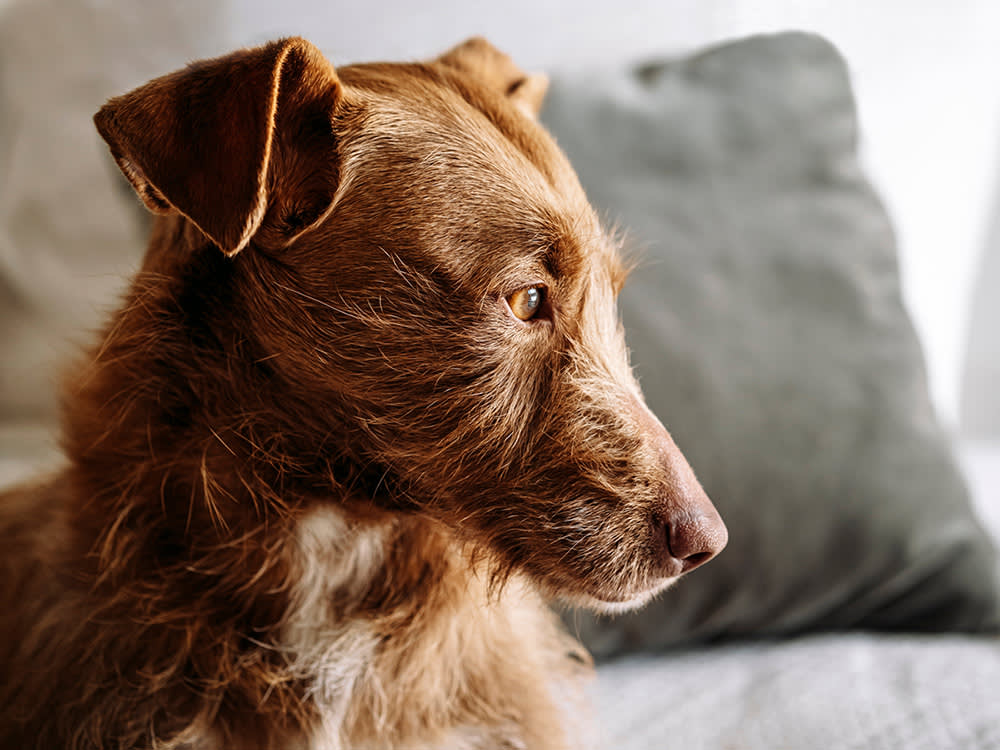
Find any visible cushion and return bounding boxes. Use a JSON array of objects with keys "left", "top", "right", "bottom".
[{"left": 541, "top": 32, "right": 1000, "bottom": 655}]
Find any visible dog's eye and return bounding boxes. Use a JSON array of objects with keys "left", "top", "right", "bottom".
[{"left": 507, "top": 286, "right": 545, "bottom": 321}]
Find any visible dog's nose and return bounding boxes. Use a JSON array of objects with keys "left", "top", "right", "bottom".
[
  {"left": 624, "top": 393, "right": 728, "bottom": 575},
  {"left": 650, "top": 459, "right": 728, "bottom": 576},
  {"left": 664, "top": 503, "right": 728, "bottom": 573}
]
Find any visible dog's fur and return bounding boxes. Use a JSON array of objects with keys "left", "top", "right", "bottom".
[{"left": 0, "top": 38, "right": 727, "bottom": 750}]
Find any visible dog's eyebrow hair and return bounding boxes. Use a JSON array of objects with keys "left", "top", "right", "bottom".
[
  {"left": 510, "top": 226, "right": 566, "bottom": 279},
  {"left": 541, "top": 244, "right": 563, "bottom": 278},
  {"left": 533, "top": 213, "right": 616, "bottom": 280}
]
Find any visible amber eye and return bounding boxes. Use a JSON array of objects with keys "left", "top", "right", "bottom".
[{"left": 507, "top": 286, "right": 545, "bottom": 321}]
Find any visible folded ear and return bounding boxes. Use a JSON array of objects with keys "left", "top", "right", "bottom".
[
  {"left": 94, "top": 37, "right": 340, "bottom": 256},
  {"left": 437, "top": 37, "right": 549, "bottom": 118}
]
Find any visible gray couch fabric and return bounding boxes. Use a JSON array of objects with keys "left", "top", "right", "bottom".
[
  {"left": 541, "top": 32, "right": 1000, "bottom": 653},
  {"left": 593, "top": 632, "right": 1000, "bottom": 750}
]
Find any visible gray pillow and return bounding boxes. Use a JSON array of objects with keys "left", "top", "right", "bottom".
[{"left": 541, "top": 32, "right": 1000, "bottom": 655}]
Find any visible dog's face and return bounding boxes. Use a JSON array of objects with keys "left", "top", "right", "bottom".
[{"left": 95, "top": 37, "right": 726, "bottom": 611}]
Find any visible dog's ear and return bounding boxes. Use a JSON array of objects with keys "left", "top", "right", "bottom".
[
  {"left": 94, "top": 37, "right": 340, "bottom": 256},
  {"left": 437, "top": 37, "right": 549, "bottom": 118}
]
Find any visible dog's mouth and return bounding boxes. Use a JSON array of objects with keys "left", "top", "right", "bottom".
[
  {"left": 543, "top": 564, "right": 695, "bottom": 615},
  {"left": 516, "top": 501, "right": 727, "bottom": 614},
  {"left": 513, "top": 528, "right": 691, "bottom": 615},
  {"left": 565, "top": 579, "right": 679, "bottom": 614}
]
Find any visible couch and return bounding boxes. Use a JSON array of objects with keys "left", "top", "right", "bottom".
[{"left": 2, "top": 3, "right": 998, "bottom": 748}]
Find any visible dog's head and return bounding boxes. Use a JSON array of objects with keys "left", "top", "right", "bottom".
[{"left": 95, "top": 37, "right": 726, "bottom": 612}]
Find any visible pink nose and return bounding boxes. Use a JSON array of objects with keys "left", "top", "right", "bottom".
[
  {"left": 653, "top": 444, "right": 728, "bottom": 575},
  {"left": 626, "top": 393, "right": 728, "bottom": 575},
  {"left": 664, "top": 502, "right": 728, "bottom": 573}
]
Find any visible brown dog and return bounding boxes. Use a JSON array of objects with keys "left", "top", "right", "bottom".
[{"left": 0, "top": 37, "right": 726, "bottom": 750}]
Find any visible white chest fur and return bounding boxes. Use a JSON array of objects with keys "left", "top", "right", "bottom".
[
  {"left": 281, "top": 506, "right": 388, "bottom": 750},
  {"left": 280, "top": 505, "right": 583, "bottom": 750}
]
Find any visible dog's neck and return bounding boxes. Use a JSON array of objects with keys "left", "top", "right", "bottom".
[{"left": 61, "top": 217, "right": 407, "bottom": 599}]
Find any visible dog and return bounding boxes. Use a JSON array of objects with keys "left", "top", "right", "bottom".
[{"left": 0, "top": 37, "right": 727, "bottom": 750}]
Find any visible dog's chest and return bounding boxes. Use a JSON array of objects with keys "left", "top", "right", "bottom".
[
  {"left": 280, "top": 507, "right": 535, "bottom": 750},
  {"left": 281, "top": 506, "right": 388, "bottom": 729}
]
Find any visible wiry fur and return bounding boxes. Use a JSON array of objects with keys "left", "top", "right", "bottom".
[{"left": 0, "top": 37, "right": 725, "bottom": 749}]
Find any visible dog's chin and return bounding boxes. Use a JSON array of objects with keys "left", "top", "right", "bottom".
[{"left": 556, "top": 576, "right": 679, "bottom": 615}]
